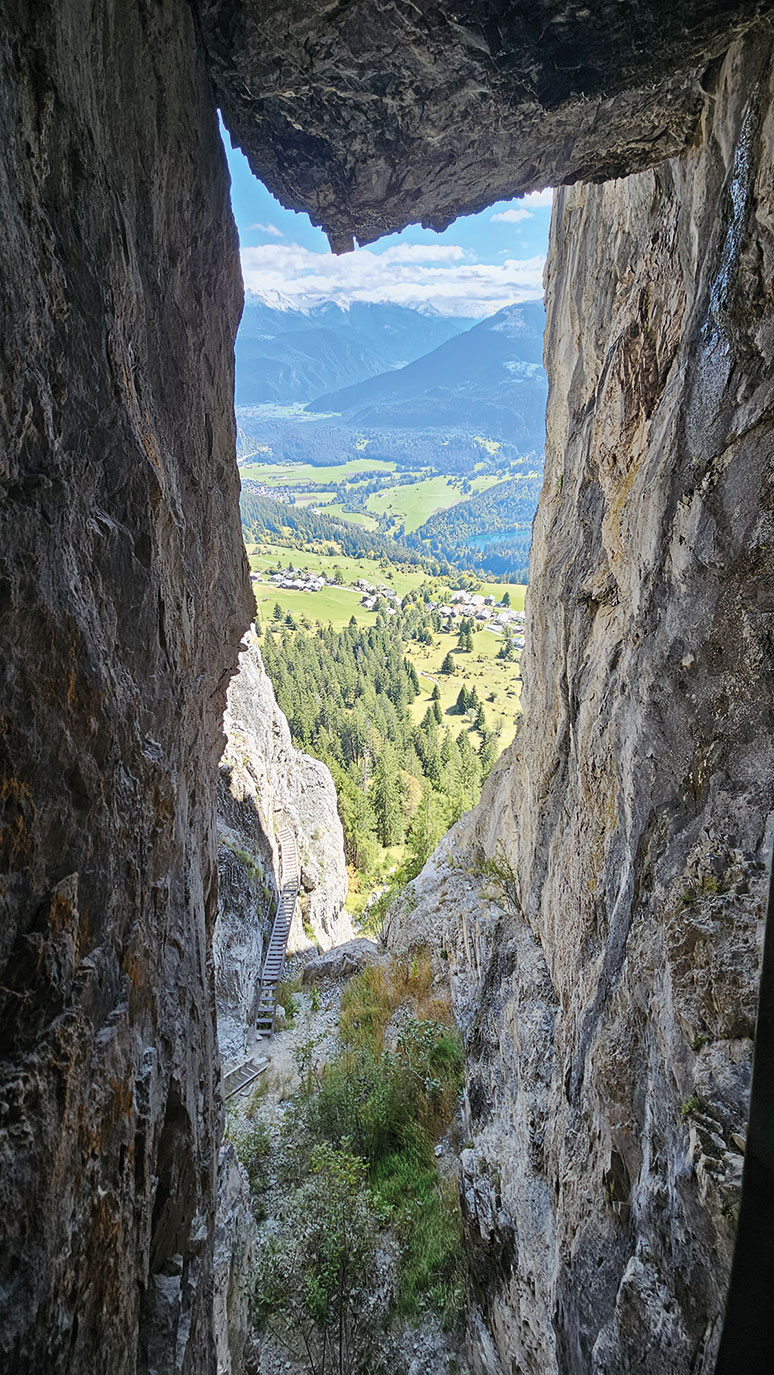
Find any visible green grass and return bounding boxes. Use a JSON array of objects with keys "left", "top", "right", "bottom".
[
  {"left": 240, "top": 458, "right": 396, "bottom": 485},
  {"left": 249, "top": 540, "right": 526, "bottom": 739},
  {"left": 247, "top": 543, "right": 526, "bottom": 608},
  {"left": 371, "top": 1147, "right": 464, "bottom": 1321},
  {"left": 478, "top": 579, "right": 527, "bottom": 609},
  {"left": 254, "top": 582, "right": 365, "bottom": 629},
  {"left": 292, "top": 489, "right": 336, "bottom": 507},
  {"left": 294, "top": 962, "right": 466, "bottom": 1324},
  {"left": 247, "top": 541, "right": 437, "bottom": 597},
  {"left": 321, "top": 501, "right": 380, "bottom": 531},
  {"left": 407, "top": 629, "right": 523, "bottom": 751},
  {"left": 365, "top": 474, "right": 500, "bottom": 533}
]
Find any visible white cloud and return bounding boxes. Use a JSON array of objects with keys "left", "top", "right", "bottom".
[
  {"left": 522, "top": 189, "right": 553, "bottom": 207},
  {"left": 378, "top": 243, "right": 466, "bottom": 264},
  {"left": 491, "top": 189, "right": 553, "bottom": 223},
  {"left": 247, "top": 221, "right": 283, "bottom": 237},
  {"left": 240, "top": 241, "right": 544, "bottom": 317},
  {"left": 491, "top": 207, "right": 532, "bottom": 224}
]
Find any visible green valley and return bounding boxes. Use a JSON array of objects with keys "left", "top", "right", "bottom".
[{"left": 250, "top": 539, "right": 526, "bottom": 916}]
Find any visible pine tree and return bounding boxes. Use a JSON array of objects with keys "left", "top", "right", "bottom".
[
  {"left": 502, "top": 591, "right": 511, "bottom": 607},
  {"left": 441, "top": 652, "right": 455, "bottom": 675},
  {"left": 407, "top": 788, "right": 450, "bottom": 874},
  {"left": 431, "top": 683, "right": 442, "bottom": 723},
  {"left": 371, "top": 742, "right": 403, "bottom": 846}
]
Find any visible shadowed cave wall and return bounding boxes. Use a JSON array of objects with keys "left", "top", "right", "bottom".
[
  {"left": 0, "top": 1, "right": 771, "bottom": 1372},
  {"left": 0, "top": 2, "right": 250, "bottom": 1370}
]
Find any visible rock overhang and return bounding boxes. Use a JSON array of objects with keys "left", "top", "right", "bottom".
[{"left": 195, "top": 0, "right": 768, "bottom": 251}]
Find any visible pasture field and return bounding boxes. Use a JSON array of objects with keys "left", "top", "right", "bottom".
[
  {"left": 407, "top": 628, "right": 522, "bottom": 752},
  {"left": 253, "top": 582, "right": 364, "bottom": 630},
  {"left": 364, "top": 473, "right": 501, "bottom": 532},
  {"left": 241, "top": 457, "right": 513, "bottom": 544},
  {"left": 240, "top": 458, "right": 396, "bottom": 485},
  {"left": 320, "top": 501, "right": 380, "bottom": 530},
  {"left": 247, "top": 543, "right": 433, "bottom": 597},
  {"left": 249, "top": 536, "right": 525, "bottom": 746}
]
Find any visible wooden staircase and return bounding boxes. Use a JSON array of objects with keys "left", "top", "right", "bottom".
[
  {"left": 255, "top": 826, "right": 299, "bottom": 1040},
  {"left": 223, "top": 1056, "right": 269, "bottom": 1101}
]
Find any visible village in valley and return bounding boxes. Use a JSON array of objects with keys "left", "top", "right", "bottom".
[{"left": 251, "top": 564, "right": 526, "bottom": 643}]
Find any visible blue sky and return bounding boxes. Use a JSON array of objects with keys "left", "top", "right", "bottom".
[{"left": 223, "top": 129, "right": 552, "bottom": 319}]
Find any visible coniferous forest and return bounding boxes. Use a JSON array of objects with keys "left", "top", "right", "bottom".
[{"left": 258, "top": 596, "right": 502, "bottom": 906}]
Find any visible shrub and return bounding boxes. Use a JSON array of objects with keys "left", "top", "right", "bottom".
[
  {"left": 340, "top": 964, "right": 393, "bottom": 1049},
  {"left": 277, "top": 977, "right": 301, "bottom": 1026},
  {"left": 372, "top": 1148, "right": 465, "bottom": 1323},
  {"left": 227, "top": 1117, "right": 271, "bottom": 1217},
  {"left": 254, "top": 1143, "right": 384, "bottom": 1375}
]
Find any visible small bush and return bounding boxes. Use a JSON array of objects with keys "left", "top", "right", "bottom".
[
  {"left": 277, "top": 977, "right": 301, "bottom": 1026},
  {"left": 271, "top": 951, "right": 466, "bottom": 1330},
  {"left": 372, "top": 1144, "right": 464, "bottom": 1323},
  {"left": 244, "top": 1078, "right": 270, "bottom": 1117},
  {"left": 254, "top": 1143, "right": 384, "bottom": 1374},
  {"left": 228, "top": 1118, "right": 271, "bottom": 1217}
]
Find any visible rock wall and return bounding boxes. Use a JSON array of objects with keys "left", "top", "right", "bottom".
[
  {"left": 386, "top": 26, "right": 774, "bottom": 1374},
  {"left": 0, "top": 2, "right": 250, "bottom": 1371},
  {"left": 215, "top": 631, "right": 352, "bottom": 1061}
]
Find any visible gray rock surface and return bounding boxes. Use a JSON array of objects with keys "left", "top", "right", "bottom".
[
  {"left": 301, "top": 938, "right": 385, "bottom": 984},
  {"left": 0, "top": 2, "right": 249, "bottom": 1371},
  {"left": 386, "top": 27, "right": 774, "bottom": 1375},
  {"left": 1, "top": 2, "right": 772, "bottom": 1373},
  {"left": 215, "top": 631, "right": 352, "bottom": 1061},
  {"left": 213, "top": 1145, "right": 258, "bottom": 1375},
  {"left": 196, "top": 0, "right": 768, "bottom": 250}
]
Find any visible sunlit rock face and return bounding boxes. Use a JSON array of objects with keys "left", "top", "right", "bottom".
[
  {"left": 0, "top": 1, "right": 250, "bottom": 1371},
  {"left": 196, "top": 0, "right": 767, "bottom": 249},
  {"left": 215, "top": 632, "right": 352, "bottom": 1063},
  {"left": 386, "top": 26, "right": 774, "bottom": 1374}
]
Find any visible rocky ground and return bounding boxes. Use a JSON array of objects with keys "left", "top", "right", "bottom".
[{"left": 225, "top": 946, "right": 472, "bottom": 1375}]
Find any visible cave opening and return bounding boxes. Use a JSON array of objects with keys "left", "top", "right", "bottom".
[{"left": 0, "top": 3, "right": 772, "bottom": 1373}]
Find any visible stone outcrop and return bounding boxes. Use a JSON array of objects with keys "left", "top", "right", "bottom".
[
  {"left": 212, "top": 1145, "right": 257, "bottom": 1375},
  {"left": 215, "top": 631, "right": 352, "bottom": 1062},
  {"left": 386, "top": 27, "right": 774, "bottom": 1375},
  {"left": 196, "top": 0, "right": 768, "bottom": 250},
  {"left": 301, "top": 938, "right": 386, "bottom": 984}
]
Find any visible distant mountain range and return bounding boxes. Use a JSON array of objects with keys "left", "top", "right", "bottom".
[
  {"left": 234, "top": 293, "right": 548, "bottom": 578},
  {"left": 235, "top": 294, "right": 547, "bottom": 454},
  {"left": 236, "top": 295, "right": 476, "bottom": 406},
  {"left": 308, "top": 301, "right": 546, "bottom": 443}
]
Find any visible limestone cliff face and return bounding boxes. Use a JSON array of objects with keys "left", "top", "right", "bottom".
[
  {"left": 215, "top": 632, "right": 352, "bottom": 1061},
  {"left": 386, "top": 28, "right": 774, "bottom": 1375},
  {"left": 0, "top": 2, "right": 250, "bottom": 1371}
]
